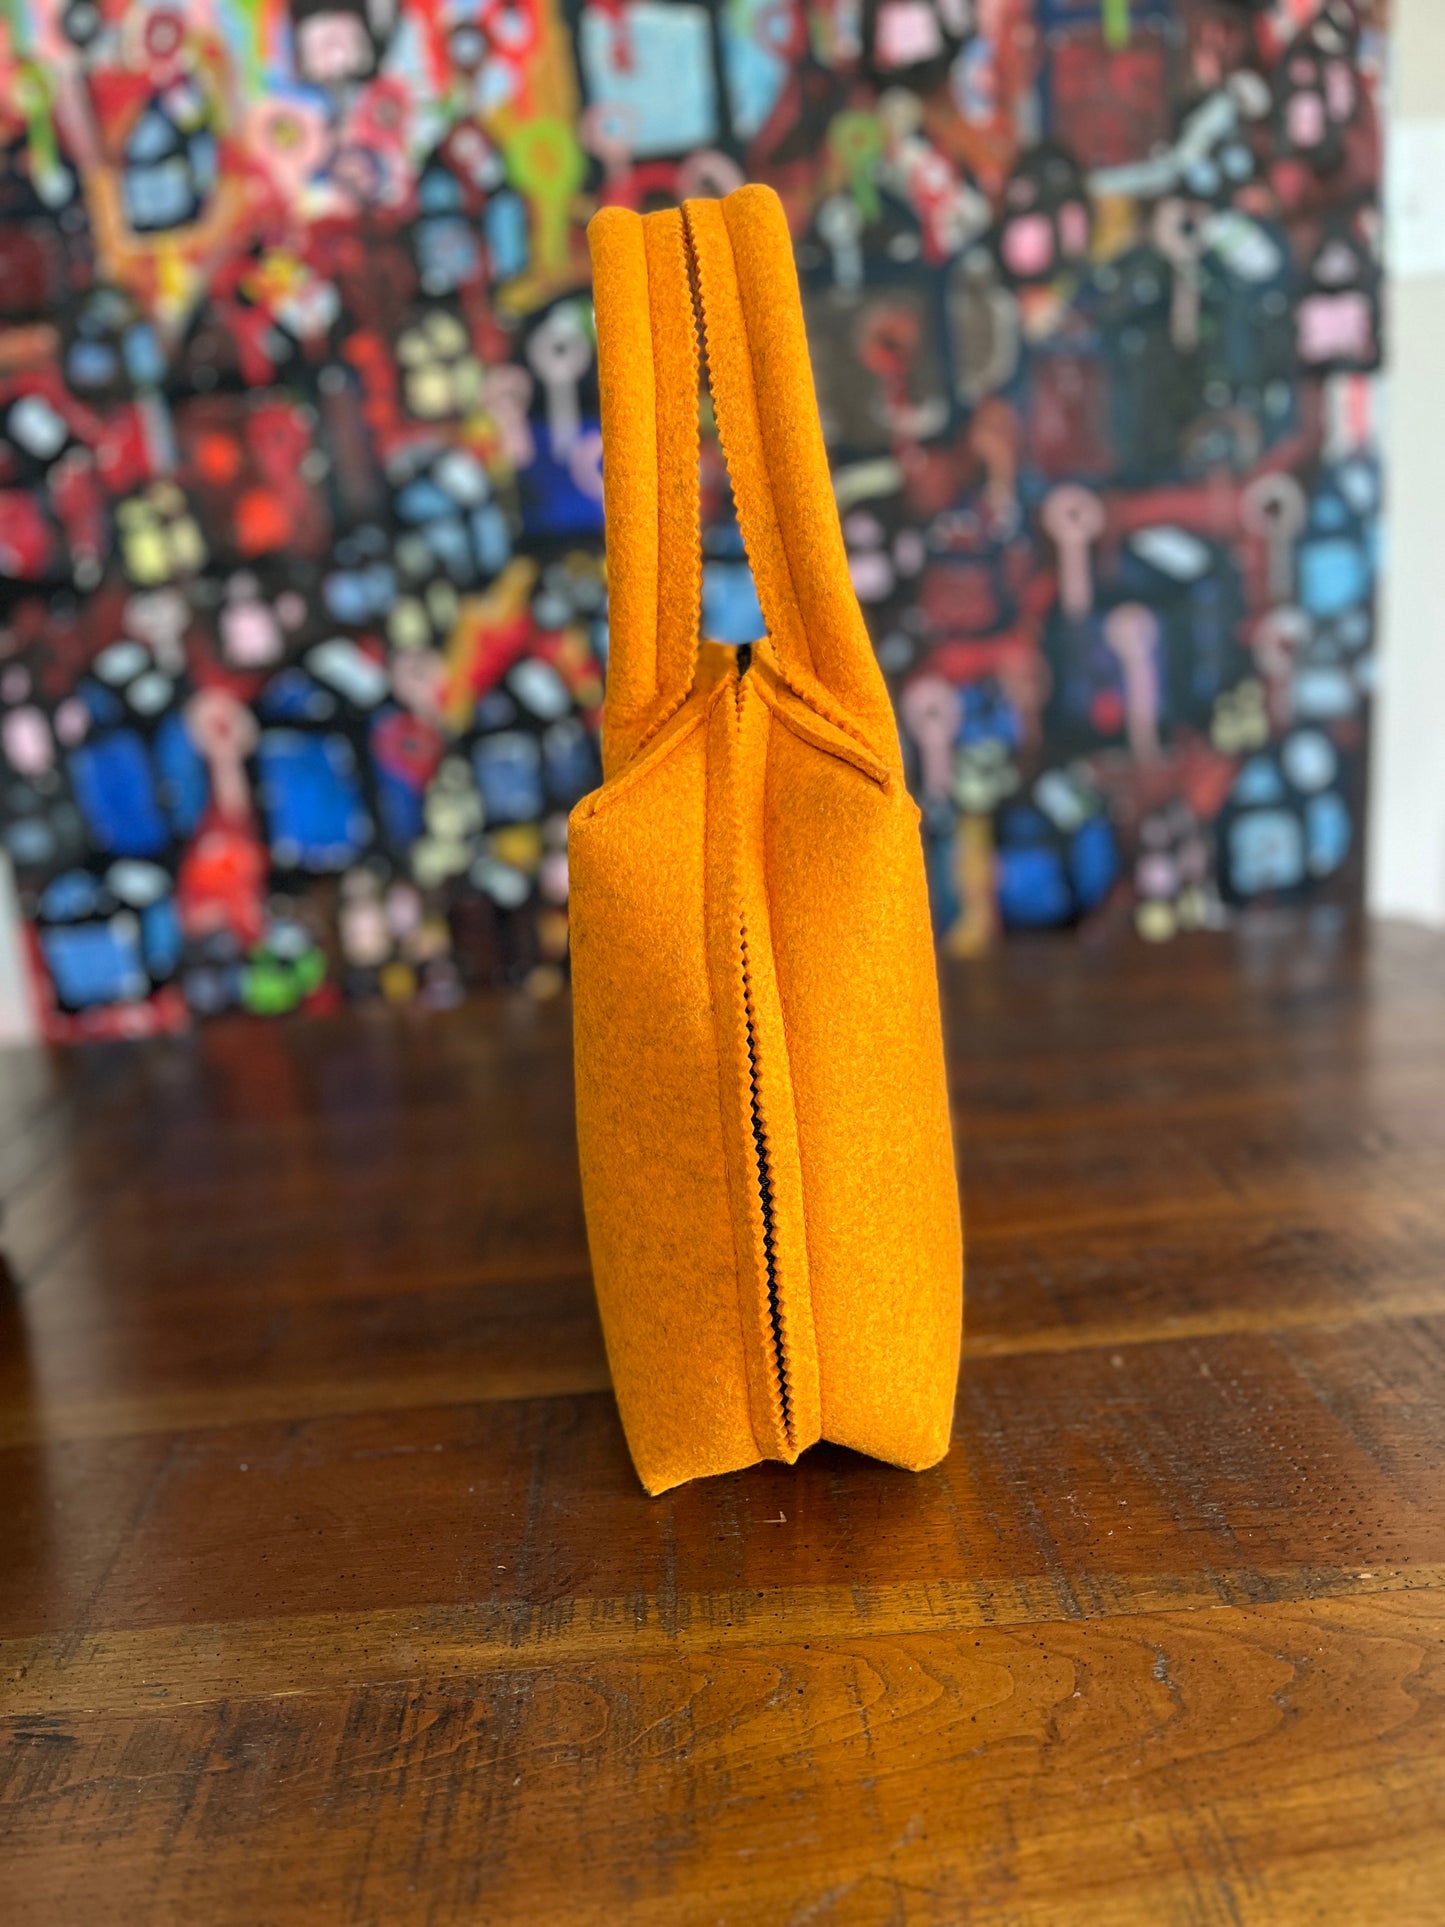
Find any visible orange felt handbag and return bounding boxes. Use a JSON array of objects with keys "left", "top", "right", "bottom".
[{"left": 569, "top": 184, "right": 963, "bottom": 1495}]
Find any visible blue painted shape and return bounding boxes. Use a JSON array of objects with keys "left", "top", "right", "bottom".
[
  {"left": 39, "top": 870, "right": 104, "bottom": 921},
  {"left": 998, "top": 845, "right": 1072, "bottom": 928},
  {"left": 1311, "top": 494, "right": 1349, "bottom": 533},
  {"left": 471, "top": 504, "right": 512, "bottom": 575},
  {"left": 702, "top": 561, "right": 765, "bottom": 644},
  {"left": 189, "top": 133, "right": 218, "bottom": 193},
  {"left": 1228, "top": 809, "right": 1305, "bottom": 895},
  {"left": 420, "top": 168, "right": 464, "bottom": 213},
  {"left": 1299, "top": 538, "right": 1368, "bottom": 617},
  {"left": 183, "top": 960, "right": 243, "bottom": 1016},
  {"left": 705, "top": 517, "right": 748, "bottom": 561},
  {"left": 153, "top": 710, "right": 209, "bottom": 837},
  {"left": 424, "top": 515, "right": 478, "bottom": 582},
  {"left": 68, "top": 732, "right": 169, "bottom": 857},
  {"left": 1293, "top": 666, "right": 1357, "bottom": 720},
  {"left": 142, "top": 897, "right": 183, "bottom": 977},
  {"left": 721, "top": 0, "right": 790, "bottom": 139},
  {"left": 323, "top": 562, "right": 396, "bottom": 623},
  {"left": 127, "top": 109, "right": 176, "bottom": 164},
  {"left": 473, "top": 732, "right": 543, "bottom": 823},
  {"left": 485, "top": 191, "right": 530, "bottom": 281},
  {"left": 6, "top": 819, "right": 56, "bottom": 867},
  {"left": 415, "top": 215, "right": 483, "bottom": 292},
  {"left": 257, "top": 731, "right": 372, "bottom": 871},
  {"left": 924, "top": 809, "right": 961, "bottom": 936},
  {"left": 1305, "top": 790, "right": 1352, "bottom": 875},
  {"left": 1070, "top": 815, "right": 1119, "bottom": 911},
  {"left": 79, "top": 680, "right": 125, "bottom": 728},
  {"left": 257, "top": 669, "right": 336, "bottom": 724},
  {"left": 952, "top": 37, "right": 997, "bottom": 120},
  {"left": 518, "top": 425, "right": 605, "bottom": 538},
  {"left": 67, "top": 341, "right": 118, "bottom": 388},
  {"left": 124, "top": 159, "right": 199, "bottom": 232},
  {"left": 395, "top": 477, "right": 454, "bottom": 524},
  {"left": 369, "top": 710, "right": 427, "bottom": 848},
  {"left": 41, "top": 917, "right": 148, "bottom": 1008},
  {"left": 1234, "top": 754, "right": 1286, "bottom": 806},
  {"left": 543, "top": 717, "right": 601, "bottom": 806},
  {"left": 374, "top": 764, "right": 426, "bottom": 849},
  {"left": 1000, "top": 804, "right": 1052, "bottom": 844},
  {"left": 961, "top": 685, "right": 1022, "bottom": 750},
  {"left": 124, "top": 322, "right": 165, "bottom": 387},
  {"left": 577, "top": 2, "right": 719, "bottom": 158}
]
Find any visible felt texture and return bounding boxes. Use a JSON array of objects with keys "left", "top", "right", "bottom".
[{"left": 572, "top": 185, "right": 962, "bottom": 1495}]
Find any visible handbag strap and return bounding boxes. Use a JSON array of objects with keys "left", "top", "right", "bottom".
[
  {"left": 588, "top": 200, "right": 701, "bottom": 771},
  {"left": 588, "top": 185, "right": 900, "bottom": 776}
]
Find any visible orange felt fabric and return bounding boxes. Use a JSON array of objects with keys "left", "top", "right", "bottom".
[{"left": 571, "top": 184, "right": 963, "bottom": 1495}]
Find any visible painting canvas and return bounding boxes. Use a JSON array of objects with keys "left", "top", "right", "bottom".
[{"left": 0, "top": 0, "right": 1383, "bottom": 1035}]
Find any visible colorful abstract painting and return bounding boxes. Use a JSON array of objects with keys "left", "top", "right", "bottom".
[{"left": 0, "top": 0, "right": 1383, "bottom": 1035}]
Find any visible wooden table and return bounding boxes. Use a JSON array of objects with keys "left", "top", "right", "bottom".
[{"left": 3, "top": 920, "right": 1444, "bottom": 1924}]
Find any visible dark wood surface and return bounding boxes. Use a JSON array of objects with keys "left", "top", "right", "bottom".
[{"left": 3, "top": 917, "right": 1445, "bottom": 1924}]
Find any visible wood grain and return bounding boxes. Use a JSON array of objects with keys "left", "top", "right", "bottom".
[
  {"left": 2, "top": 921, "right": 1445, "bottom": 1923},
  {"left": 6, "top": 1590, "right": 1445, "bottom": 1925}
]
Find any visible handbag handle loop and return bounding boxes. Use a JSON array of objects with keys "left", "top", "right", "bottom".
[{"left": 588, "top": 185, "right": 899, "bottom": 776}]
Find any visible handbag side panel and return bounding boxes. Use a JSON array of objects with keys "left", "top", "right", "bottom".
[
  {"left": 568, "top": 715, "right": 761, "bottom": 1495},
  {"left": 764, "top": 724, "right": 964, "bottom": 1471}
]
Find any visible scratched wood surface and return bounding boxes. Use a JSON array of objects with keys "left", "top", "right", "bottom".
[{"left": 3, "top": 919, "right": 1445, "bottom": 1925}]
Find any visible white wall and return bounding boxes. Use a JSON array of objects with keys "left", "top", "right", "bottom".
[
  {"left": 0, "top": 855, "right": 36, "bottom": 1044},
  {"left": 1371, "top": 0, "right": 1445, "bottom": 927}
]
